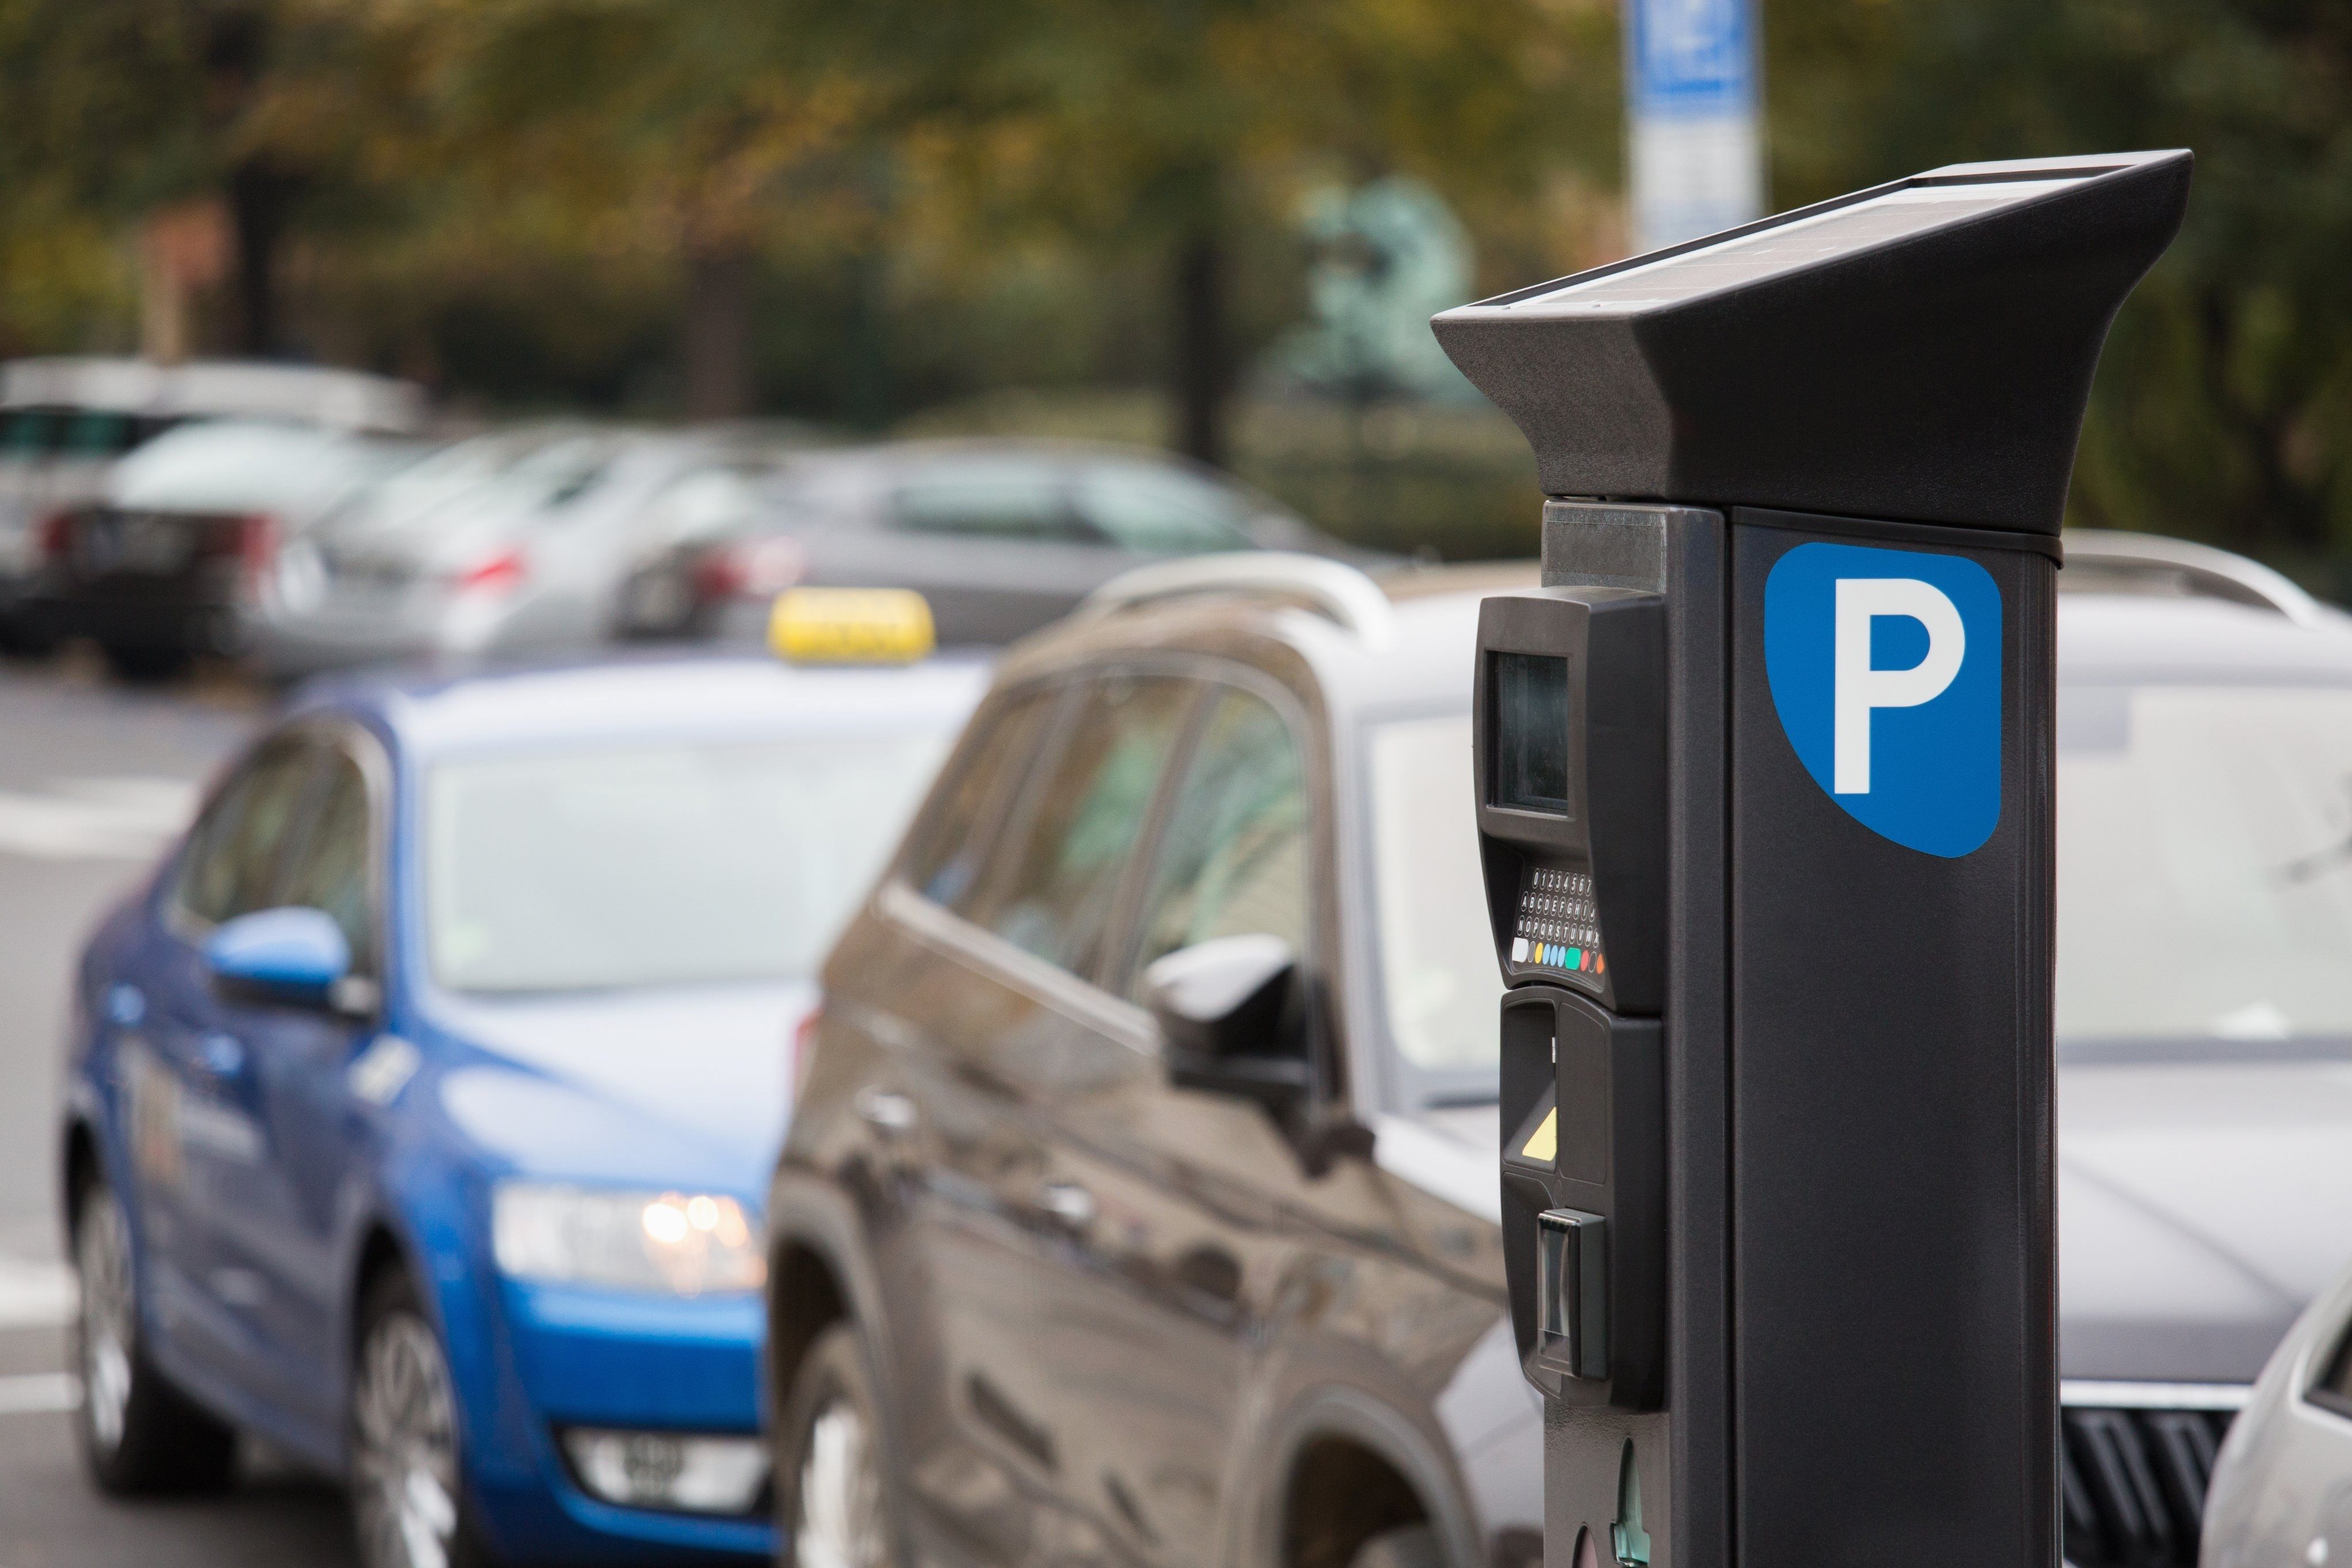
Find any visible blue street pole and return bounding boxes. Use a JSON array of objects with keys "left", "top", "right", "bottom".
[{"left": 1626, "top": 0, "right": 1764, "bottom": 252}]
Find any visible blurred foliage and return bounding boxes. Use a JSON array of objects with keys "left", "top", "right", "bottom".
[
  {"left": 0, "top": 0, "right": 2346, "bottom": 564},
  {"left": 1772, "top": 0, "right": 2352, "bottom": 584}
]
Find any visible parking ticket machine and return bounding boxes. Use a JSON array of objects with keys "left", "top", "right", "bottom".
[{"left": 1439, "top": 152, "right": 2193, "bottom": 1568}]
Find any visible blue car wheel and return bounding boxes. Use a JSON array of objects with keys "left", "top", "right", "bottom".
[
  {"left": 71, "top": 1175, "right": 236, "bottom": 1495},
  {"left": 352, "top": 1270, "right": 490, "bottom": 1568}
]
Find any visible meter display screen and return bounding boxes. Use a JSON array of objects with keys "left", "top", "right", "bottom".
[
  {"left": 1493, "top": 653, "right": 1572, "bottom": 815},
  {"left": 1511, "top": 864, "right": 1605, "bottom": 977}
]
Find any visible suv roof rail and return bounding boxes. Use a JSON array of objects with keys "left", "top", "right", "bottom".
[
  {"left": 1084, "top": 552, "right": 1397, "bottom": 644},
  {"left": 2062, "top": 530, "right": 2334, "bottom": 630}
]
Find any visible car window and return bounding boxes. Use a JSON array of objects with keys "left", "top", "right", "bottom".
[
  {"left": 276, "top": 750, "right": 376, "bottom": 976},
  {"left": 1074, "top": 464, "right": 1255, "bottom": 555},
  {"left": 960, "top": 674, "right": 1195, "bottom": 978},
  {"left": 62, "top": 410, "right": 140, "bottom": 459},
  {"left": 2058, "top": 684, "right": 2352, "bottom": 1051},
  {"left": 0, "top": 410, "right": 58, "bottom": 458},
  {"left": 892, "top": 462, "right": 1093, "bottom": 544},
  {"left": 1367, "top": 713, "right": 1503, "bottom": 1074},
  {"left": 427, "top": 730, "right": 954, "bottom": 994},
  {"left": 906, "top": 688, "right": 1063, "bottom": 910},
  {"left": 173, "top": 738, "right": 326, "bottom": 929},
  {"left": 1124, "top": 686, "right": 1310, "bottom": 997},
  {"left": 2314, "top": 1315, "right": 2352, "bottom": 1418}
]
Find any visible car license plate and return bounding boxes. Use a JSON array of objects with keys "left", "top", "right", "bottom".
[{"left": 77, "top": 513, "right": 192, "bottom": 575}]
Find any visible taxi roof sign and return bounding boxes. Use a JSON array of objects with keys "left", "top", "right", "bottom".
[{"left": 768, "top": 588, "right": 935, "bottom": 665}]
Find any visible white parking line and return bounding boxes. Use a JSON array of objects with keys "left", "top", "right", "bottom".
[
  {"left": 0, "top": 776, "right": 197, "bottom": 860},
  {"left": 0, "top": 1372, "right": 79, "bottom": 1416},
  {"left": 0, "top": 1256, "right": 76, "bottom": 1329}
]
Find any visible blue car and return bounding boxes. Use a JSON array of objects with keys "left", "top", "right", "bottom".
[{"left": 56, "top": 647, "right": 985, "bottom": 1567}]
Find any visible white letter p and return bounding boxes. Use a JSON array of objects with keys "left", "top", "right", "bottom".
[{"left": 1833, "top": 578, "right": 1965, "bottom": 795}]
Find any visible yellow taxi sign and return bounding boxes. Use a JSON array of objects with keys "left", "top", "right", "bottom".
[{"left": 768, "top": 588, "right": 935, "bottom": 665}]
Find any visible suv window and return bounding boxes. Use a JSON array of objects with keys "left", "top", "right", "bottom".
[
  {"left": 893, "top": 462, "right": 1091, "bottom": 544},
  {"left": 173, "top": 738, "right": 325, "bottom": 928},
  {"left": 1124, "top": 686, "right": 1310, "bottom": 995},
  {"left": 908, "top": 688, "right": 1063, "bottom": 910},
  {"left": 1074, "top": 464, "right": 1255, "bottom": 555},
  {"left": 960, "top": 674, "right": 1195, "bottom": 978},
  {"left": 277, "top": 750, "right": 376, "bottom": 975}
]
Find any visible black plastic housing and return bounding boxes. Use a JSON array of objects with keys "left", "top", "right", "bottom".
[
  {"left": 1499, "top": 985, "right": 1666, "bottom": 1410},
  {"left": 1474, "top": 589, "right": 1667, "bottom": 1015},
  {"left": 1432, "top": 151, "right": 2191, "bottom": 533}
]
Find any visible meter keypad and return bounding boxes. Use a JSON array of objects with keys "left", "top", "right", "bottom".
[{"left": 1511, "top": 864, "right": 1606, "bottom": 976}]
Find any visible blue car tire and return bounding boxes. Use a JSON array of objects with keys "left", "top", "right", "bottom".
[
  {"left": 71, "top": 1175, "right": 238, "bottom": 1495},
  {"left": 350, "top": 1268, "right": 493, "bottom": 1568}
]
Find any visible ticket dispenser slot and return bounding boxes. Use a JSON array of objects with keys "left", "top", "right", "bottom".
[
  {"left": 1500, "top": 989, "right": 1664, "bottom": 1407},
  {"left": 1481, "top": 586, "right": 1667, "bottom": 1411}
]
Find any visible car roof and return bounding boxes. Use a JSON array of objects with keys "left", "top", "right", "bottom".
[
  {"left": 1019, "top": 556, "right": 2352, "bottom": 721},
  {"left": 291, "top": 651, "right": 992, "bottom": 761},
  {"left": 2058, "top": 593, "right": 2352, "bottom": 684}
]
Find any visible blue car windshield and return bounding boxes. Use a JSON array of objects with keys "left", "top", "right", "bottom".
[{"left": 425, "top": 730, "right": 950, "bottom": 994}]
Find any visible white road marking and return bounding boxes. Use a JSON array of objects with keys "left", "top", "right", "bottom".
[
  {"left": 0, "top": 1255, "right": 77, "bottom": 1329},
  {"left": 0, "top": 1372, "right": 81, "bottom": 1416},
  {"left": 0, "top": 776, "right": 198, "bottom": 861}
]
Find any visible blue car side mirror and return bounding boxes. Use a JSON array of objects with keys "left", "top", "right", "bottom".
[{"left": 205, "top": 907, "right": 354, "bottom": 1012}]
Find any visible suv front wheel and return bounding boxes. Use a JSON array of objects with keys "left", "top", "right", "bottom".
[{"left": 776, "top": 1322, "right": 898, "bottom": 1568}]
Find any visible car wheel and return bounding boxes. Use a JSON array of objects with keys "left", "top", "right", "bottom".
[
  {"left": 97, "top": 640, "right": 189, "bottom": 683},
  {"left": 350, "top": 1271, "right": 487, "bottom": 1568},
  {"left": 1346, "top": 1524, "right": 1446, "bottom": 1568},
  {"left": 71, "top": 1176, "right": 238, "bottom": 1495},
  {"left": 777, "top": 1323, "right": 898, "bottom": 1568}
]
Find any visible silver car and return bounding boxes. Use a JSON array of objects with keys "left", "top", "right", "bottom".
[
  {"left": 0, "top": 358, "right": 423, "bottom": 652},
  {"left": 2199, "top": 1256, "right": 2352, "bottom": 1568},
  {"left": 260, "top": 425, "right": 790, "bottom": 677},
  {"left": 2054, "top": 533, "right": 2352, "bottom": 1568},
  {"left": 631, "top": 438, "right": 1375, "bottom": 647}
]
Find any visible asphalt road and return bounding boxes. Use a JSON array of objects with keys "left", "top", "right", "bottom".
[{"left": 0, "top": 654, "right": 360, "bottom": 1565}]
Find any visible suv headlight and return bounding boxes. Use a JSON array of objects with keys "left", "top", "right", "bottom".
[{"left": 491, "top": 1182, "right": 764, "bottom": 1296}]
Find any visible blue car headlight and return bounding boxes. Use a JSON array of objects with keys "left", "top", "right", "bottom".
[{"left": 491, "top": 1182, "right": 765, "bottom": 1296}]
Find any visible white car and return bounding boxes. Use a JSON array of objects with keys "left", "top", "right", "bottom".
[{"left": 2199, "top": 1256, "right": 2352, "bottom": 1568}]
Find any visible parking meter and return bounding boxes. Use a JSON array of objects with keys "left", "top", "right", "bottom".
[{"left": 1440, "top": 151, "right": 2191, "bottom": 1568}]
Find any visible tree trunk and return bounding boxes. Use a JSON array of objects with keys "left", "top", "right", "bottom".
[
  {"left": 1172, "top": 228, "right": 1231, "bottom": 470},
  {"left": 685, "top": 245, "right": 757, "bottom": 419},
  {"left": 226, "top": 160, "right": 294, "bottom": 357}
]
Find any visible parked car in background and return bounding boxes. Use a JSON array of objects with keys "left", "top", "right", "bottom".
[
  {"left": 0, "top": 357, "right": 425, "bottom": 654},
  {"left": 2199, "top": 1255, "right": 2352, "bottom": 1568},
  {"left": 261, "top": 424, "right": 798, "bottom": 679},
  {"left": 59, "top": 618, "right": 986, "bottom": 1568},
  {"left": 626, "top": 439, "right": 1377, "bottom": 647},
  {"left": 768, "top": 535, "right": 2352, "bottom": 1568},
  {"left": 34, "top": 419, "right": 420, "bottom": 680}
]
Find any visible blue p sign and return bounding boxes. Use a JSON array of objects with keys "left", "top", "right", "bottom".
[{"left": 1764, "top": 541, "right": 2002, "bottom": 857}]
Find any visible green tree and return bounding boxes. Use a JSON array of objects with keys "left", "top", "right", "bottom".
[
  {"left": 798, "top": 0, "right": 1615, "bottom": 464},
  {"left": 1771, "top": 0, "right": 2352, "bottom": 575}
]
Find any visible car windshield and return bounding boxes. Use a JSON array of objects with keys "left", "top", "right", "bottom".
[
  {"left": 1367, "top": 714, "right": 1504, "bottom": 1085},
  {"left": 425, "top": 730, "right": 950, "bottom": 994},
  {"left": 325, "top": 429, "right": 611, "bottom": 539},
  {"left": 2059, "top": 681, "right": 2352, "bottom": 1056}
]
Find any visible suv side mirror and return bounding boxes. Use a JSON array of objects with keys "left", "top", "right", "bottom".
[
  {"left": 205, "top": 906, "right": 354, "bottom": 1012},
  {"left": 1143, "top": 934, "right": 1310, "bottom": 1109}
]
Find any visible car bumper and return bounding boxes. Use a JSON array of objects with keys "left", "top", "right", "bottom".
[{"left": 470, "top": 1280, "right": 772, "bottom": 1564}]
